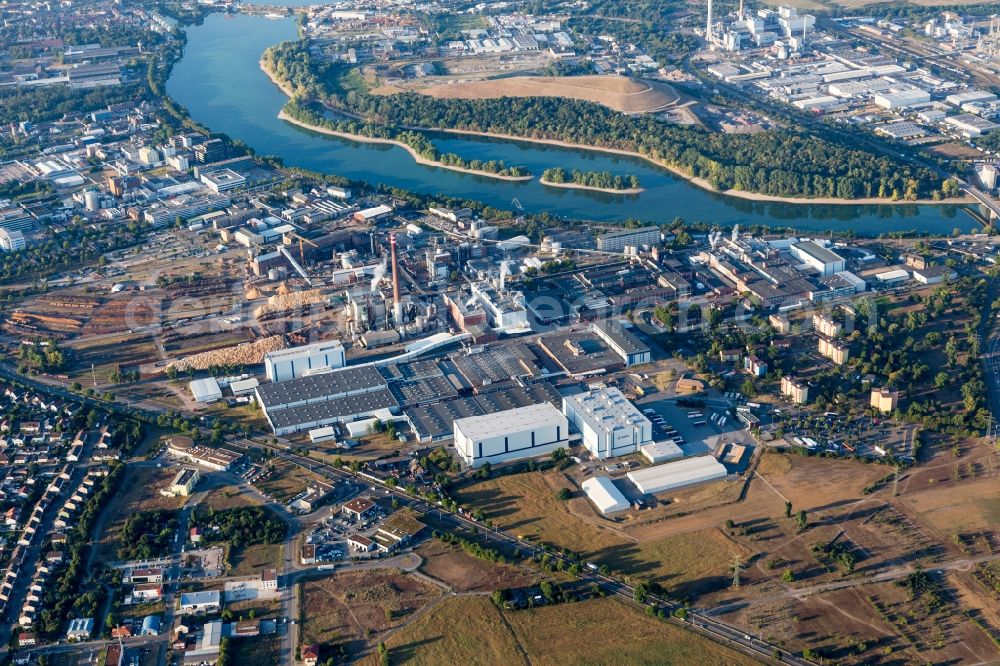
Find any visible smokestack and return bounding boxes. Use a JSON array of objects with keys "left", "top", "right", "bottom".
[
  {"left": 738, "top": 0, "right": 744, "bottom": 20},
  {"left": 390, "top": 233, "right": 402, "bottom": 325},
  {"left": 707, "top": 0, "right": 713, "bottom": 43}
]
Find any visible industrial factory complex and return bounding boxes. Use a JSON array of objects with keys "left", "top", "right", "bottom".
[{"left": 223, "top": 210, "right": 784, "bottom": 514}]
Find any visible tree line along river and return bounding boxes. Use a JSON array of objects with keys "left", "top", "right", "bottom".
[{"left": 166, "top": 12, "right": 979, "bottom": 236}]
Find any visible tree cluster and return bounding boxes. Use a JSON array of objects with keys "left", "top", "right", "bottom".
[
  {"left": 265, "top": 38, "right": 950, "bottom": 201},
  {"left": 118, "top": 509, "right": 179, "bottom": 561},
  {"left": 192, "top": 506, "right": 286, "bottom": 548},
  {"left": 542, "top": 167, "right": 640, "bottom": 190}
]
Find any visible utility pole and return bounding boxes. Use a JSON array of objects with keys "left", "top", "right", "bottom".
[
  {"left": 731, "top": 553, "right": 743, "bottom": 589},
  {"left": 892, "top": 463, "right": 900, "bottom": 496}
]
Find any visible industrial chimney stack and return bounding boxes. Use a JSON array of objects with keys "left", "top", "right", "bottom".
[
  {"left": 706, "top": 0, "right": 713, "bottom": 43},
  {"left": 390, "top": 233, "right": 402, "bottom": 325}
]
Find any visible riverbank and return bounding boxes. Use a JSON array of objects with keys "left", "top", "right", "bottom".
[
  {"left": 435, "top": 128, "right": 973, "bottom": 206},
  {"left": 261, "top": 57, "right": 969, "bottom": 206},
  {"left": 263, "top": 62, "right": 532, "bottom": 183},
  {"left": 277, "top": 110, "right": 533, "bottom": 182},
  {"left": 539, "top": 178, "right": 643, "bottom": 195}
]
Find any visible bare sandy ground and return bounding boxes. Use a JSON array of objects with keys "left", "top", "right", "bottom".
[
  {"left": 411, "top": 75, "right": 681, "bottom": 114},
  {"left": 262, "top": 60, "right": 971, "bottom": 206},
  {"left": 539, "top": 178, "right": 644, "bottom": 195}
]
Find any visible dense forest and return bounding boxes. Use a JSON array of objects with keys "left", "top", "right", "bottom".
[
  {"left": 978, "top": 131, "right": 1000, "bottom": 154},
  {"left": 566, "top": 0, "right": 699, "bottom": 65},
  {"left": 192, "top": 506, "right": 285, "bottom": 548},
  {"left": 0, "top": 217, "right": 150, "bottom": 285},
  {"left": 0, "top": 83, "right": 145, "bottom": 125},
  {"left": 264, "top": 40, "right": 953, "bottom": 201},
  {"left": 118, "top": 509, "right": 179, "bottom": 560},
  {"left": 283, "top": 101, "right": 529, "bottom": 177},
  {"left": 542, "top": 167, "right": 641, "bottom": 190}
]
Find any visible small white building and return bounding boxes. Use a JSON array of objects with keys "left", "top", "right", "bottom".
[
  {"left": 179, "top": 590, "right": 221, "bottom": 614},
  {"left": 640, "top": 441, "right": 683, "bottom": 464},
  {"left": 348, "top": 534, "right": 376, "bottom": 552},
  {"left": 66, "top": 617, "right": 94, "bottom": 642},
  {"left": 167, "top": 467, "right": 200, "bottom": 496},
  {"left": 453, "top": 403, "right": 569, "bottom": 468},
  {"left": 264, "top": 341, "right": 346, "bottom": 383},
  {"left": 229, "top": 378, "right": 259, "bottom": 396},
  {"left": 189, "top": 377, "right": 222, "bottom": 403},
  {"left": 200, "top": 169, "right": 246, "bottom": 194},
  {"left": 874, "top": 269, "right": 909, "bottom": 285},
  {"left": 581, "top": 476, "right": 630, "bottom": 515},
  {"left": 309, "top": 426, "right": 337, "bottom": 444},
  {"left": 563, "top": 387, "right": 651, "bottom": 460},
  {"left": 912, "top": 266, "right": 956, "bottom": 285}
]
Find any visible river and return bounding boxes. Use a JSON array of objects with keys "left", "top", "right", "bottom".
[{"left": 166, "top": 13, "right": 977, "bottom": 235}]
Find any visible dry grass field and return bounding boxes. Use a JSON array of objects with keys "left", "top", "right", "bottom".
[
  {"left": 254, "top": 460, "right": 314, "bottom": 502},
  {"left": 415, "top": 539, "right": 539, "bottom": 592},
  {"left": 593, "top": 528, "right": 750, "bottom": 599},
  {"left": 229, "top": 542, "right": 282, "bottom": 576},
  {"left": 301, "top": 569, "right": 441, "bottom": 652},
  {"left": 202, "top": 480, "right": 264, "bottom": 511},
  {"left": 380, "top": 596, "right": 524, "bottom": 666},
  {"left": 97, "top": 465, "right": 187, "bottom": 562},
  {"left": 756, "top": 452, "right": 889, "bottom": 511},
  {"left": 414, "top": 75, "right": 682, "bottom": 114},
  {"left": 382, "top": 596, "right": 761, "bottom": 666},
  {"left": 453, "top": 471, "right": 629, "bottom": 554},
  {"left": 455, "top": 471, "right": 748, "bottom": 599},
  {"left": 902, "top": 475, "right": 1000, "bottom": 535}
]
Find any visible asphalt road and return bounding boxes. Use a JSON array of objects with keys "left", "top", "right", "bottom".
[
  {"left": 264, "top": 441, "right": 814, "bottom": 666},
  {"left": 0, "top": 363, "right": 814, "bottom": 664}
]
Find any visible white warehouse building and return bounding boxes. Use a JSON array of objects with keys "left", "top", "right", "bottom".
[
  {"left": 582, "top": 476, "right": 630, "bottom": 515},
  {"left": 454, "top": 403, "right": 569, "bottom": 468},
  {"left": 789, "top": 240, "right": 846, "bottom": 276},
  {"left": 627, "top": 456, "right": 728, "bottom": 495},
  {"left": 264, "top": 341, "right": 346, "bottom": 383},
  {"left": 189, "top": 377, "right": 222, "bottom": 404},
  {"left": 563, "top": 387, "right": 651, "bottom": 460}
]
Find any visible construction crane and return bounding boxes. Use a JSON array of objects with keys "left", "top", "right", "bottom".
[{"left": 286, "top": 232, "right": 318, "bottom": 264}]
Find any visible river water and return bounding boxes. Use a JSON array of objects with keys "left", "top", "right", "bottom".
[{"left": 166, "top": 13, "right": 977, "bottom": 235}]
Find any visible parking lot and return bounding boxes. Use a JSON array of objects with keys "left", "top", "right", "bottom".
[
  {"left": 771, "top": 409, "right": 917, "bottom": 461},
  {"left": 639, "top": 396, "right": 755, "bottom": 456},
  {"left": 305, "top": 496, "right": 393, "bottom": 561}
]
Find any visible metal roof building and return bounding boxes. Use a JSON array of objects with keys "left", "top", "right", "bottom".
[
  {"left": 627, "top": 456, "right": 728, "bottom": 495},
  {"left": 189, "top": 377, "right": 222, "bottom": 403},
  {"left": 454, "top": 402, "right": 569, "bottom": 468},
  {"left": 582, "top": 476, "right": 630, "bottom": 515},
  {"left": 563, "top": 387, "right": 652, "bottom": 460},
  {"left": 590, "top": 319, "right": 651, "bottom": 366},
  {"left": 140, "top": 615, "right": 161, "bottom": 636},
  {"left": 789, "top": 240, "right": 845, "bottom": 277},
  {"left": 179, "top": 590, "right": 221, "bottom": 613},
  {"left": 256, "top": 365, "right": 400, "bottom": 435},
  {"left": 640, "top": 441, "right": 683, "bottom": 464},
  {"left": 264, "top": 340, "right": 346, "bottom": 382}
]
